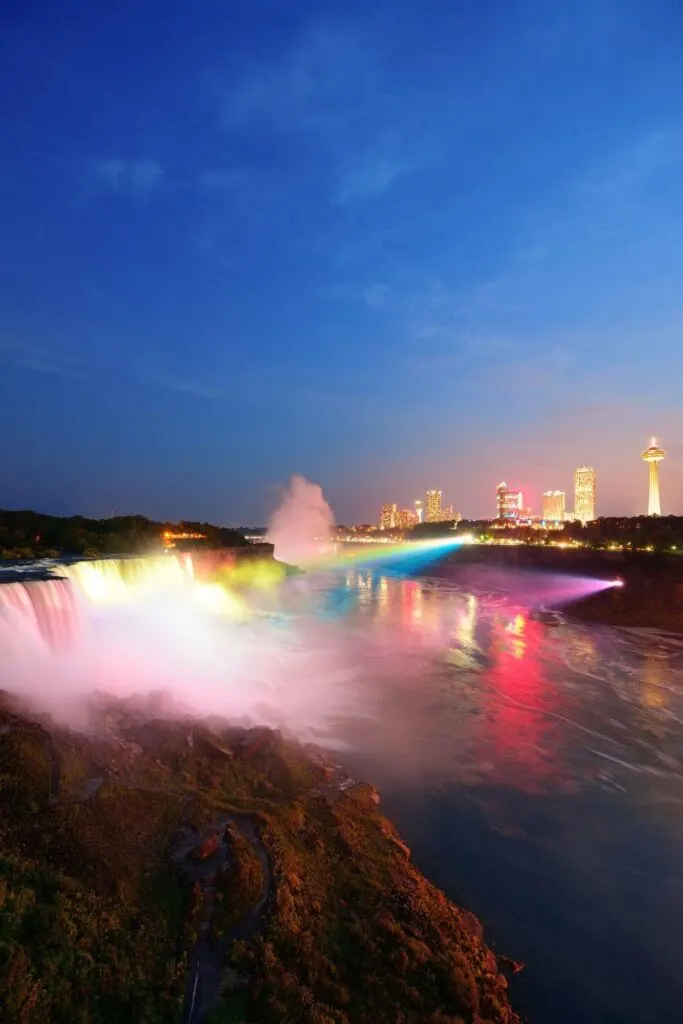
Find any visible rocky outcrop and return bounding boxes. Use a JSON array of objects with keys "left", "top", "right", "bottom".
[
  {"left": 239, "top": 727, "right": 281, "bottom": 760},
  {"left": 193, "top": 730, "right": 235, "bottom": 762},
  {"left": 188, "top": 834, "right": 220, "bottom": 861},
  {"left": 381, "top": 825, "right": 411, "bottom": 859}
]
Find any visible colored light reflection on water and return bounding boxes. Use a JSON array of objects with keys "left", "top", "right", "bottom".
[{"left": 323, "top": 566, "right": 683, "bottom": 1024}]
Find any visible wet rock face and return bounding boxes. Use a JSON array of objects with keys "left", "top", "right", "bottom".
[
  {"left": 460, "top": 910, "right": 484, "bottom": 942},
  {"left": 193, "top": 730, "right": 235, "bottom": 762},
  {"left": 188, "top": 834, "right": 220, "bottom": 861},
  {"left": 341, "top": 782, "right": 381, "bottom": 806},
  {"left": 383, "top": 829, "right": 411, "bottom": 860},
  {"left": 239, "top": 727, "right": 282, "bottom": 760}
]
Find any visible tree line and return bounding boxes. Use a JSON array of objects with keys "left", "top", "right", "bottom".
[
  {"left": 405, "top": 515, "right": 683, "bottom": 551},
  {"left": 0, "top": 509, "right": 249, "bottom": 560}
]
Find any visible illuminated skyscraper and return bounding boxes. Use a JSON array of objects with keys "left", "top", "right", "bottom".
[
  {"left": 396, "top": 508, "right": 418, "bottom": 529},
  {"left": 415, "top": 499, "right": 424, "bottom": 524},
  {"left": 441, "top": 504, "right": 454, "bottom": 520},
  {"left": 542, "top": 490, "right": 566, "bottom": 522},
  {"left": 574, "top": 467, "right": 596, "bottom": 524},
  {"left": 379, "top": 503, "right": 397, "bottom": 530},
  {"left": 496, "top": 482, "right": 523, "bottom": 520},
  {"left": 425, "top": 489, "right": 442, "bottom": 523},
  {"left": 641, "top": 438, "right": 666, "bottom": 515}
]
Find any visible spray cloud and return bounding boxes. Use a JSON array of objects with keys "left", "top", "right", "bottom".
[{"left": 268, "top": 475, "right": 336, "bottom": 566}]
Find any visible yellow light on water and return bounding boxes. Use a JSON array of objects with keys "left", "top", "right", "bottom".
[
  {"left": 192, "top": 582, "right": 249, "bottom": 621},
  {"left": 63, "top": 555, "right": 186, "bottom": 604}
]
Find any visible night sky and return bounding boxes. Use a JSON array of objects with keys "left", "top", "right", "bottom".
[{"left": 2, "top": 1, "right": 682, "bottom": 525}]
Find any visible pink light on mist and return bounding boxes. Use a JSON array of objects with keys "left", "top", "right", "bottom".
[
  {"left": 268, "top": 475, "right": 336, "bottom": 566},
  {"left": 522, "top": 574, "right": 621, "bottom": 608}
]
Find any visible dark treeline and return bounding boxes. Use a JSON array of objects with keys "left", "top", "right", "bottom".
[
  {"left": 407, "top": 515, "right": 683, "bottom": 551},
  {"left": 0, "top": 509, "right": 249, "bottom": 560}
]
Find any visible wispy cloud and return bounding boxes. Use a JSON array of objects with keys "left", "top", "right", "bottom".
[
  {"left": 215, "top": 24, "right": 379, "bottom": 132},
  {"left": 134, "top": 366, "right": 228, "bottom": 399},
  {"left": 93, "top": 157, "right": 164, "bottom": 193},
  {"left": 574, "top": 130, "right": 683, "bottom": 203},
  {"left": 336, "top": 149, "right": 422, "bottom": 204},
  {"left": 0, "top": 329, "right": 229, "bottom": 398},
  {"left": 363, "top": 283, "right": 391, "bottom": 309},
  {"left": 0, "top": 336, "right": 90, "bottom": 379},
  {"left": 209, "top": 22, "right": 432, "bottom": 204},
  {"left": 507, "top": 126, "right": 683, "bottom": 264}
]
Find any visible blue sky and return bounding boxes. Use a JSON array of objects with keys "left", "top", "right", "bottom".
[{"left": 1, "top": 0, "right": 683, "bottom": 524}]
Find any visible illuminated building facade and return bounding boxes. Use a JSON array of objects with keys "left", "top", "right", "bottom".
[
  {"left": 379, "top": 503, "right": 397, "bottom": 530},
  {"left": 641, "top": 439, "right": 665, "bottom": 515},
  {"left": 542, "top": 490, "right": 566, "bottom": 523},
  {"left": 425, "top": 489, "right": 442, "bottom": 523},
  {"left": 162, "top": 530, "right": 206, "bottom": 548},
  {"left": 574, "top": 467, "right": 596, "bottom": 524},
  {"left": 415, "top": 499, "right": 424, "bottom": 524},
  {"left": 441, "top": 504, "right": 454, "bottom": 520},
  {"left": 396, "top": 508, "right": 418, "bottom": 529},
  {"left": 496, "top": 482, "right": 523, "bottom": 520}
]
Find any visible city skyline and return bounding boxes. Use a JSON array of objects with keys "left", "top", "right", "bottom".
[
  {"left": 377, "top": 441, "right": 666, "bottom": 529},
  {"left": 1, "top": 4, "right": 683, "bottom": 525}
]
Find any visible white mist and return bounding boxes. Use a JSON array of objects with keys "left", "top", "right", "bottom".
[{"left": 268, "top": 475, "right": 335, "bottom": 567}]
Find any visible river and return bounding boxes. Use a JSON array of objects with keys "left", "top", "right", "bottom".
[
  {"left": 3, "top": 555, "right": 683, "bottom": 1022},
  {"left": 309, "top": 564, "right": 683, "bottom": 1024}
]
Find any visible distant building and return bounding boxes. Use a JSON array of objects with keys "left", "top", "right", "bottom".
[
  {"left": 574, "top": 467, "right": 596, "bottom": 524},
  {"left": 396, "top": 508, "right": 418, "bottom": 529},
  {"left": 379, "top": 503, "right": 397, "bottom": 530},
  {"left": 441, "top": 504, "right": 454, "bottom": 520},
  {"left": 162, "top": 529, "right": 206, "bottom": 548},
  {"left": 415, "top": 499, "right": 424, "bottom": 524},
  {"left": 425, "top": 490, "right": 442, "bottom": 523},
  {"left": 542, "top": 490, "right": 566, "bottom": 523},
  {"left": 496, "top": 482, "right": 523, "bottom": 520}
]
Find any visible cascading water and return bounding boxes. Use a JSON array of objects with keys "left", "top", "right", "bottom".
[
  {"left": 62, "top": 555, "right": 186, "bottom": 605},
  {"left": 0, "top": 578, "right": 81, "bottom": 652},
  {"left": 0, "top": 555, "right": 190, "bottom": 652}
]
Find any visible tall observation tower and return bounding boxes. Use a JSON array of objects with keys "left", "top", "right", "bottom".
[{"left": 641, "top": 438, "right": 666, "bottom": 516}]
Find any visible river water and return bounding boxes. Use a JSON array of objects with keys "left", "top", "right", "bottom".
[
  {"left": 3, "top": 556, "right": 683, "bottom": 1022},
  {"left": 312, "top": 564, "right": 683, "bottom": 1024}
]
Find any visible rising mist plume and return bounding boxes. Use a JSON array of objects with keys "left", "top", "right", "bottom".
[{"left": 268, "top": 474, "right": 335, "bottom": 566}]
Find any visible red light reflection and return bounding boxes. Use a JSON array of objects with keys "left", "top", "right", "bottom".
[{"left": 479, "top": 613, "right": 574, "bottom": 793}]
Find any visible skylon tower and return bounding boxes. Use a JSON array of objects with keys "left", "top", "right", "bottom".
[{"left": 641, "top": 438, "right": 666, "bottom": 516}]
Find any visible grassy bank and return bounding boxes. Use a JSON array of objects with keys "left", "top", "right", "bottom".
[{"left": 1, "top": 699, "right": 521, "bottom": 1024}]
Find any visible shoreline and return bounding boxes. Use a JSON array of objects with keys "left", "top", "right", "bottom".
[
  {"left": 427, "top": 546, "right": 683, "bottom": 633},
  {"left": 564, "top": 585, "right": 683, "bottom": 634}
]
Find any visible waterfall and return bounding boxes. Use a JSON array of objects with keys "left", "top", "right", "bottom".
[
  {"left": 62, "top": 555, "right": 186, "bottom": 604},
  {"left": 0, "top": 554, "right": 189, "bottom": 650},
  {"left": 0, "top": 578, "right": 82, "bottom": 652}
]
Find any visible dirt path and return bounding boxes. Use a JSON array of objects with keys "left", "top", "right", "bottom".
[{"left": 177, "top": 814, "right": 273, "bottom": 1024}]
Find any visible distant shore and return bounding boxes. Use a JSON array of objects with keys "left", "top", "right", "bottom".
[{"left": 431, "top": 544, "right": 683, "bottom": 633}]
